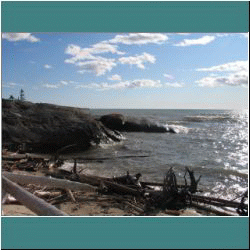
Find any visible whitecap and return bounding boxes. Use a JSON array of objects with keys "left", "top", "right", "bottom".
[{"left": 165, "top": 124, "right": 190, "bottom": 134}]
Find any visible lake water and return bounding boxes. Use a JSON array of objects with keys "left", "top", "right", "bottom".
[{"left": 66, "top": 109, "right": 248, "bottom": 201}]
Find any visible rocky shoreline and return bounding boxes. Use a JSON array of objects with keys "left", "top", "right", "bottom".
[
  {"left": 2, "top": 100, "right": 247, "bottom": 216},
  {"left": 2, "top": 99, "right": 176, "bottom": 154},
  {"left": 2, "top": 99, "right": 123, "bottom": 153}
]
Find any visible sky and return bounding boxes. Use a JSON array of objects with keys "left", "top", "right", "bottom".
[{"left": 1, "top": 32, "right": 249, "bottom": 109}]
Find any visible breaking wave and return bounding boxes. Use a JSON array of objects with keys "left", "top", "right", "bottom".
[{"left": 165, "top": 124, "right": 190, "bottom": 134}]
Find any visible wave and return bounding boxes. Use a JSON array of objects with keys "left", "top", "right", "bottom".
[
  {"left": 165, "top": 124, "right": 190, "bottom": 134},
  {"left": 184, "top": 115, "right": 237, "bottom": 123}
]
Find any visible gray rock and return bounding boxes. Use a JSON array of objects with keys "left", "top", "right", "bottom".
[{"left": 2, "top": 100, "right": 121, "bottom": 153}]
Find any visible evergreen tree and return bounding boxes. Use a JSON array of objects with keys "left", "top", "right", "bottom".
[{"left": 9, "top": 95, "right": 14, "bottom": 101}]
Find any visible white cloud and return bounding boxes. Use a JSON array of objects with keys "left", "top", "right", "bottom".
[
  {"left": 109, "top": 33, "right": 168, "bottom": 45},
  {"left": 163, "top": 74, "right": 175, "bottom": 80},
  {"left": 196, "top": 61, "right": 248, "bottom": 87},
  {"left": 196, "top": 72, "right": 248, "bottom": 88},
  {"left": 175, "top": 35, "right": 215, "bottom": 46},
  {"left": 92, "top": 79, "right": 162, "bottom": 90},
  {"left": 8, "top": 82, "right": 18, "bottom": 86},
  {"left": 65, "top": 33, "right": 167, "bottom": 77},
  {"left": 215, "top": 33, "right": 230, "bottom": 38},
  {"left": 77, "top": 57, "right": 116, "bottom": 76},
  {"left": 65, "top": 42, "right": 124, "bottom": 64},
  {"left": 2, "top": 33, "right": 40, "bottom": 42},
  {"left": 2, "top": 82, "right": 23, "bottom": 88},
  {"left": 60, "top": 81, "right": 69, "bottom": 85},
  {"left": 240, "top": 33, "right": 249, "bottom": 38},
  {"left": 75, "top": 84, "right": 94, "bottom": 89},
  {"left": 44, "top": 64, "right": 52, "bottom": 69},
  {"left": 65, "top": 42, "right": 124, "bottom": 76},
  {"left": 108, "top": 74, "right": 122, "bottom": 81},
  {"left": 3, "top": 83, "right": 17, "bottom": 88},
  {"left": 119, "top": 53, "right": 156, "bottom": 69},
  {"left": 164, "top": 82, "right": 184, "bottom": 88},
  {"left": 176, "top": 33, "right": 191, "bottom": 36},
  {"left": 43, "top": 84, "right": 59, "bottom": 89},
  {"left": 197, "top": 61, "right": 248, "bottom": 72},
  {"left": 65, "top": 45, "right": 96, "bottom": 64},
  {"left": 91, "top": 42, "right": 125, "bottom": 55}
]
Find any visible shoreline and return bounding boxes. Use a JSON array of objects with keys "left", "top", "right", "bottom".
[{"left": 2, "top": 150, "right": 242, "bottom": 217}]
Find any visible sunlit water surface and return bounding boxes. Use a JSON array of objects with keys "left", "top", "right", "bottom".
[{"left": 63, "top": 109, "right": 248, "bottom": 201}]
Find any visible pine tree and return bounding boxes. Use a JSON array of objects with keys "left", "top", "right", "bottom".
[{"left": 9, "top": 95, "right": 14, "bottom": 101}]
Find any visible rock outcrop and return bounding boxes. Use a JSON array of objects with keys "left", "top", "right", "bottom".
[
  {"left": 99, "top": 113, "right": 176, "bottom": 133},
  {"left": 2, "top": 100, "right": 122, "bottom": 153}
]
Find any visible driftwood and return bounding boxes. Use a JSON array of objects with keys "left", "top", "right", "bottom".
[
  {"left": 46, "top": 162, "right": 247, "bottom": 216},
  {"left": 4, "top": 157, "right": 247, "bottom": 216},
  {"left": 184, "top": 167, "right": 201, "bottom": 193},
  {"left": 192, "top": 194, "right": 248, "bottom": 209},
  {"left": 102, "top": 180, "right": 142, "bottom": 197},
  {"left": 191, "top": 194, "right": 248, "bottom": 216},
  {"left": 33, "top": 191, "right": 62, "bottom": 199},
  {"left": 47, "top": 194, "right": 67, "bottom": 203},
  {"left": 74, "top": 155, "right": 150, "bottom": 162},
  {"left": 2, "top": 195, "right": 21, "bottom": 205},
  {"left": 2, "top": 176, "right": 67, "bottom": 216},
  {"left": 66, "top": 189, "right": 76, "bottom": 203},
  {"left": 60, "top": 164, "right": 143, "bottom": 197},
  {"left": 113, "top": 171, "right": 142, "bottom": 187},
  {"left": 191, "top": 203, "right": 238, "bottom": 216},
  {"left": 2, "top": 154, "right": 27, "bottom": 161},
  {"left": 3, "top": 172, "right": 97, "bottom": 192},
  {"left": 140, "top": 181, "right": 203, "bottom": 192},
  {"left": 124, "top": 201, "right": 144, "bottom": 213},
  {"left": 142, "top": 167, "right": 248, "bottom": 216},
  {"left": 77, "top": 174, "right": 104, "bottom": 186}
]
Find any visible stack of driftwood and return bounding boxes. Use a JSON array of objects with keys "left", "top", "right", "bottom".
[{"left": 2, "top": 151, "right": 248, "bottom": 216}]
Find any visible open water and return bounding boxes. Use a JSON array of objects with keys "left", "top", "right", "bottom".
[{"left": 67, "top": 109, "right": 248, "bottom": 201}]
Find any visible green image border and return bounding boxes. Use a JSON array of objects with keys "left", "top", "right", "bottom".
[
  {"left": 1, "top": 1, "right": 249, "bottom": 249},
  {"left": 1, "top": 1, "right": 249, "bottom": 32}
]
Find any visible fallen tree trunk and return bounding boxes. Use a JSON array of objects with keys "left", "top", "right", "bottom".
[
  {"left": 77, "top": 174, "right": 104, "bottom": 186},
  {"left": 74, "top": 155, "right": 150, "bottom": 162},
  {"left": 191, "top": 194, "right": 248, "bottom": 210},
  {"left": 141, "top": 181, "right": 203, "bottom": 192},
  {"left": 102, "top": 180, "right": 142, "bottom": 197},
  {"left": 3, "top": 172, "right": 97, "bottom": 192},
  {"left": 2, "top": 154, "right": 27, "bottom": 161},
  {"left": 2, "top": 176, "right": 67, "bottom": 216},
  {"left": 191, "top": 203, "right": 237, "bottom": 216}
]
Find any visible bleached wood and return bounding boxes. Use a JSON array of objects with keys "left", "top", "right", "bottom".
[
  {"left": 2, "top": 176, "right": 67, "bottom": 216},
  {"left": 3, "top": 172, "right": 97, "bottom": 192}
]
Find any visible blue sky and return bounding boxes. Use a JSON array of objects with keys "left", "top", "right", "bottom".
[{"left": 1, "top": 32, "right": 248, "bottom": 109}]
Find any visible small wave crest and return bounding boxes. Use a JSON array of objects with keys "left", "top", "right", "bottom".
[
  {"left": 165, "top": 124, "right": 190, "bottom": 134},
  {"left": 184, "top": 115, "right": 237, "bottom": 123}
]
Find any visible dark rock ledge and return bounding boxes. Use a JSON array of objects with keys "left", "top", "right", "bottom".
[{"left": 2, "top": 100, "right": 122, "bottom": 153}]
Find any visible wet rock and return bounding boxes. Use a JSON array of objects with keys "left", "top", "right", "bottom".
[{"left": 99, "top": 113, "right": 176, "bottom": 133}]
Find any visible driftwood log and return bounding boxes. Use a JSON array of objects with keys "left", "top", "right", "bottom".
[
  {"left": 2, "top": 176, "right": 67, "bottom": 216},
  {"left": 3, "top": 159, "right": 247, "bottom": 216},
  {"left": 3, "top": 172, "right": 97, "bottom": 192}
]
